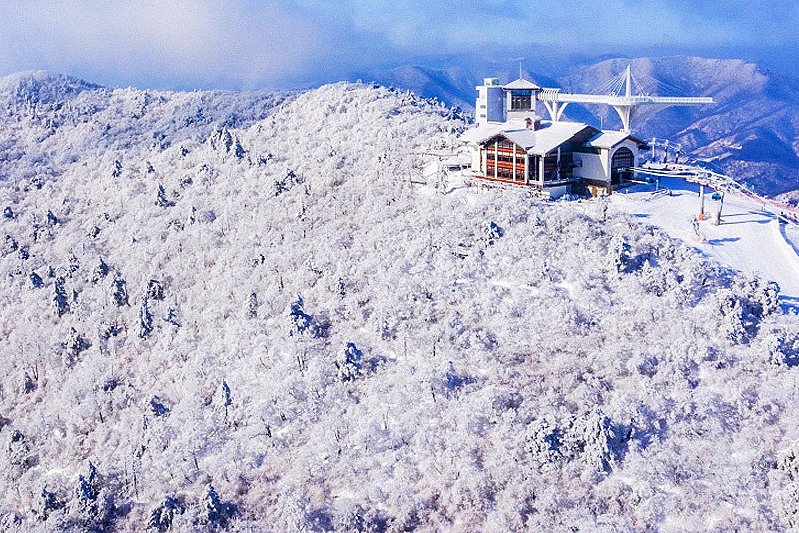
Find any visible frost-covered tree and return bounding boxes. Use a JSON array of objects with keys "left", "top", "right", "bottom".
[
  {"left": 246, "top": 292, "right": 258, "bottom": 319},
  {"left": 64, "top": 327, "right": 90, "bottom": 363},
  {"left": 112, "top": 274, "right": 128, "bottom": 306},
  {"left": 51, "top": 277, "right": 69, "bottom": 316},
  {"left": 288, "top": 295, "right": 313, "bottom": 335},
  {"left": 148, "top": 494, "right": 184, "bottom": 532},
  {"left": 336, "top": 342, "right": 363, "bottom": 382},
  {"left": 138, "top": 299, "right": 154, "bottom": 339},
  {"left": 199, "top": 484, "right": 233, "bottom": 528}
]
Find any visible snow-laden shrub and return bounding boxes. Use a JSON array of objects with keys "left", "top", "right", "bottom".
[{"left": 608, "top": 233, "right": 633, "bottom": 274}]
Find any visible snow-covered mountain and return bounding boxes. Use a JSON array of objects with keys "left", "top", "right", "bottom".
[
  {"left": 367, "top": 56, "right": 799, "bottom": 197},
  {"left": 2, "top": 72, "right": 799, "bottom": 531}
]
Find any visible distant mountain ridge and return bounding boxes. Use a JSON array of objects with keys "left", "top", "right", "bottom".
[{"left": 362, "top": 56, "right": 799, "bottom": 197}]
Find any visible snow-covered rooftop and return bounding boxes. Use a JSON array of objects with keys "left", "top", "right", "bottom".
[
  {"left": 460, "top": 120, "right": 595, "bottom": 156},
  {"left": 503, "top": 78, "right": 541, "bottom": 91},
  {"left": 587, "top": 131, "right": 647, "bottom": 149}
]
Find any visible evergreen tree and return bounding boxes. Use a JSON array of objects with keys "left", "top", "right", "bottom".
[{"left": 336, "top": 342, "right": 363, "bottom": 382}]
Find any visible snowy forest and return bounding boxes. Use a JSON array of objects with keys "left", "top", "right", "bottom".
[{"left": 3, "top": 71, "right": 799, "bottom": 531}]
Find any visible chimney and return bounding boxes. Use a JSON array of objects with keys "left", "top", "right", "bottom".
[{"left": 526, "top": 117, "right": 542, "bottom": 130}]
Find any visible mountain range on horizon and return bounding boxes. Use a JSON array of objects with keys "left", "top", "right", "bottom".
[
  {"left": 0, "top": 54, "right": 798, "bottom": 198},
  {"left": 360, "top": 55, "right": 799, "bottom": 198}
]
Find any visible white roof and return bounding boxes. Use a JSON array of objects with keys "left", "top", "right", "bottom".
[
  {"left": 459, "top": 121, "right": 596, "bottom": 156},
  {"left": 586, "top": 131, "right": 648, "bottom": 149},
  {"left": 526, "top": 122, "right": 593, "bottom": 155},
  {"left": 503, "top": 78, "right": 541, "bottom": 91}
]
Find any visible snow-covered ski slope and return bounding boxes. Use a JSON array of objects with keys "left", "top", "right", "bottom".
[{"left": 608, "top": 177, "right": 799, "bottom": 303}]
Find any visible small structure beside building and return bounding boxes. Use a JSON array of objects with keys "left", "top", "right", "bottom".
[{"left": 462, "top": 74, "right": 657, "bottom": 197}]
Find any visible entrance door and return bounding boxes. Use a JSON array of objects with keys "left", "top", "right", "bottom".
[{"left": 610, "top": 147, "right": 634, "bottom": 185}]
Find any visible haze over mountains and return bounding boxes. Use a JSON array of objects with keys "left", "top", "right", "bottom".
[{"left": 364, "top": 56, "right": 799, "bottom": 197}]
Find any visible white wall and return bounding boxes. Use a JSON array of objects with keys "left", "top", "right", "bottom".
[
  {"left": 574, "top": 151, "right": 610, "bottom": 182},
  {"left": 476, "top": 85, "right": 505, "bottom": 124}
]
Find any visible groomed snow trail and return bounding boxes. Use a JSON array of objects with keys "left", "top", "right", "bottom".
[{"left": 610, "top": 177, "right": 799, "bottom": 300}]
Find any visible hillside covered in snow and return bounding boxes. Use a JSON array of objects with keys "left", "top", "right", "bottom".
[{"left": 3, "top": 72, "right": 799, "bottom": 531}]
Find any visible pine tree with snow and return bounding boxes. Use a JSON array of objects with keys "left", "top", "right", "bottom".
[
  {"left": 112, "top": 274, "right": 128, "bottom": 306},
  {"left": 91, "top": 257, "right": 109, "bottom": 284},
  {"left": 716, "top": 289, "right": 747, "bottom": 344},
  {"left": 482, "top": 220, "right": 505, "bottom": 246},
  {"left": 336, "top": 342, "right": 363, "bottom": 382},
  {"left": 148, "top": 494, "right": 184, "bottom": 532},
  {"left": 221, "top": 381, "right": 233, "bottom": 421},
  {"left": 2, "top": 234, "right": 18, "bottom": 256},
  {"left": 526, "top": 416, "right": 567, "bottom": 469},
  {"left": 28, "top": 271, "right": 43, "bottom": 289},
  {"left": 36, "top": 487, "right": 64, "bottom": 522},
  {"left": 575, "top": 410, "right": 619, "bottom": 473},
  {"left": 5, "top": 429, "right": 32, "bottom": 469},
  {"left": 199, "top": 484, "right": 232, "bottom": 527},
  {"left": 288, "top": 295, "right": 313, "bottom": 335},
  {"left": 155, "top": 184, "right": 174, "bottom": 208},
  {"left": 64, "top": 327, "right": 90, "bottom": 362},
  {"left": 138, "top": 299, "right": 154, "bottom": 339},
  {"left": 146, "top": 279, "right": 165, "bottom": 300},
  {"left": 69, "top": 462, "right": 113, "bottom": 530},
  {"left": 52, "top": 277, "right": 69, "bottom": 316}
]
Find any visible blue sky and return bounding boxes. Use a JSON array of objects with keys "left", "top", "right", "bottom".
[{"left": 0, "top": 0, "right": 796, "bottom": 89}]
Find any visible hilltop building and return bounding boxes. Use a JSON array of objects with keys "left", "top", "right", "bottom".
[{"left": 461, "top": 76, "right": 647, "bottom": 197}]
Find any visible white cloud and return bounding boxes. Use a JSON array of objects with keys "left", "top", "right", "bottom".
[
  {"left": 0, "top": 0, "right": 794, "bottom": 89},
  {"left": 0, "top": 0, "right": 351, "bottom": 89}
]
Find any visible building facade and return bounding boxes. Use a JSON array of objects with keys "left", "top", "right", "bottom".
[{"left": 463, "top": 77, "right": 646, "bottom": 197}]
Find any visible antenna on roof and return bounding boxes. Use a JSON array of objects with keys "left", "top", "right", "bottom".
[{"left": 519, "top": 60, "right": 524, "bottom": 80}]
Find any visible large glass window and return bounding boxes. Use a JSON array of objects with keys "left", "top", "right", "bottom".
[{"left": 511, "top": 90, "right": 532, "bottom": 110}]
